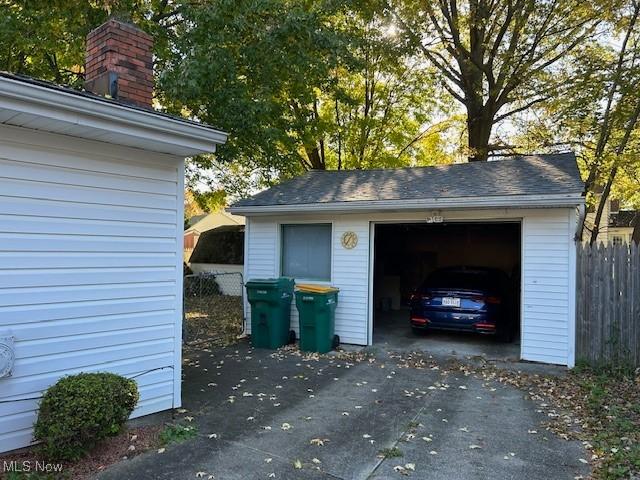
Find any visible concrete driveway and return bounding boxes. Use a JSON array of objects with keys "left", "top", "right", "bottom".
[{"left": 99, "top": 340, "right": 588, "bottom": 480}]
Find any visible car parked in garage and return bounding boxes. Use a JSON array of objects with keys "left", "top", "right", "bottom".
[{"left": 410, "top": 266, "right": 513, "bottom": 339}]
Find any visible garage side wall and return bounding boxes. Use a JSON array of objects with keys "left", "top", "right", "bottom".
[
  {"left": 0, "top": 125, "right": 183, "bottom": 453},
  {"left": 521, "top": 210, "right": 574, "bottom": 365},
  {"left": 244, "top": 217, "right": 370, "bottom": 345}
]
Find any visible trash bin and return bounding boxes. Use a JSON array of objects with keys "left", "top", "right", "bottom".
[
  {"left": 246, "top": 278, "right": 296, "bottom": 349},
  {"left": 294, "top": 284, "right": 340, "bottom": 354}
]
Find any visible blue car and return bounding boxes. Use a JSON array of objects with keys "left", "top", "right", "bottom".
[{"left": 410, "top": 266, "right": 510, "bottom": 337}]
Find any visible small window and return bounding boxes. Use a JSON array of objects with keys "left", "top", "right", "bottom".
[
  {"left": 281, "top": 224, "right": 332, "bottom": 280},
  {"left": 612, "top": 235, "right": 624, "bottom": 246}
]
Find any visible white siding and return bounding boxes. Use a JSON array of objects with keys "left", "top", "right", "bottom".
[
  {"left": 243, "top": 208, "right": 577, "bottom": 366},
  {"left": 521, "top": 210, "right": 572, "bottom": 365},
  {"left": 0, "top": 125, "right": 183, "bottom": 453},
  {"left": 244, "top": 217, "right": 370, "bottom": 344},
  {"left": 331, "top": 219, "right": 369, "bottom": 344}
]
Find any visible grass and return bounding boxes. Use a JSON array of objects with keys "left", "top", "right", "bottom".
[
  {"left": 377, "top": 447, "right": 403, "bottom": 458},
  {"left": 573, "top": 366, "right": 640, "bottom": 479},
  {"left": 159, "top": 424, "right": 198, "bottom": 446},
  {"left": 184, "top": 295, "right": 243, "bottom": 345}
]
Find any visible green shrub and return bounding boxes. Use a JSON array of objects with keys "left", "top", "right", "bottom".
[{"left": 34, "top": 372, "right": 139, "bottom": 461}]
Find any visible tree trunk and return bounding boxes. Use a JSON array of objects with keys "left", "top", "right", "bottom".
[
  {"left": 467, "top": 106, "right": 493, "bottom": 162},
  {"left": 304, "top": 145, "right": 325, "bottom": 170}
]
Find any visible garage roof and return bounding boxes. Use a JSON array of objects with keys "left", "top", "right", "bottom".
[{"left": 229, "top": 153, "right": 585, "bottom": 215}]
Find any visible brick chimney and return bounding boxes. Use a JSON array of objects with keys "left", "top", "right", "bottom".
[{"left": 85, "top": 19, "right": 154, "bottom": 108}]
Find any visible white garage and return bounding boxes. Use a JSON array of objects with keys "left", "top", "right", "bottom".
[
  {"left": 0, "top": 70, "right": 226, "bottom": 453},
  {"left": 230, "top": 154, "right": 585, "bottom": 367}
]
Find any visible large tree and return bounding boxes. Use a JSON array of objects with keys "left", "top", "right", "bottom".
[
  {"left": 386, "top": 0, "right": 608, "bottom": 161},
  {"left": 159, "top": 0, "right": 453, "bottom": 193}
]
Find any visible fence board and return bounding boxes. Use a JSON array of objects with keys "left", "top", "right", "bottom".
[{"left": 576, "top": 242, "right": 640, "bottom": 366}]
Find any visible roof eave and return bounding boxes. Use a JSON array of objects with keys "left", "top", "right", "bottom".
[
  {"left": 228, "top": 193, "right": 585, "bottom": 216},
  {"left": 0, "top": 76, "right": 227, "bottom": 156}
]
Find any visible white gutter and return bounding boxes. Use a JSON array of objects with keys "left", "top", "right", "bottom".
[
  {"left": 229, "top": 193, "right": 585, "bottom": 216},
  {"left": 0, "top": 76, "right": 227, "bottom": 155}
]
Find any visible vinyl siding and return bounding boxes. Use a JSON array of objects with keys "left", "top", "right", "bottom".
[
  {"left": 521, "top": 210, "right": 572, "bottom": 365},
  {"left": 244, "top": 218, "right": 370, "bottom": 345},
  {"left": 0, "top": 125, "right": 183, "bottom": 454},
  {"left": 244, "top": 208, "right": 576, "bottom": 366}
]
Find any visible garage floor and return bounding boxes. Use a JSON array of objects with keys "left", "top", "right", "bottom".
[{"left": 373, "top": 309, "right": 520, "bottom": 362}]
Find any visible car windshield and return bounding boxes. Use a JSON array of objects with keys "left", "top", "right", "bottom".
[{"left": 424, "top": 268, "right": 501, "bottom": 291}]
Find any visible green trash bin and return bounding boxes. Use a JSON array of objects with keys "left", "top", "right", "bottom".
[
  {"left": 294, "top": 286, "right": 340, "bottom": 354},
  {"left": 246, "top": 278, "right": 295, "bottom": 349}
]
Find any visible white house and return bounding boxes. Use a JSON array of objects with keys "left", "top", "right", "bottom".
[
  {"left": 0, "top": 19, "right": 226, "bottom": 453},
  {"left": 229, "top": 154, "right": 585, "bottom": 367}
]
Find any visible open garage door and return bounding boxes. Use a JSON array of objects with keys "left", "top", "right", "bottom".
[{"left": 372, "top": 222, "right": 521, "bottom": 358}]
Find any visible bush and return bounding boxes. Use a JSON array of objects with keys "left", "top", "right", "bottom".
[{"left": 34, "top": 372, "right": 139, "bottom": 461}]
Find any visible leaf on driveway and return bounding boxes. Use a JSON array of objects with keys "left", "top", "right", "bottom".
[
  {"left": 293, "top": 459, "right": 303, "bottom": 469},
  {"left": 265, "top": 458, "right": 272, "bottom": 463},
  {"left": 281, "top": 423, "right": 292, "bottom": 431},
  {"left": 310, "top": 438, "right": 328, "bottom": 446},
  {"left": 469, "top": 445, "right": 482, "bottom": 449}
]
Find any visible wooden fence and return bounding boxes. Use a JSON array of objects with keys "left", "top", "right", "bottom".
[{"left": 576, "top": 242, "right": 640, "bottom": 367}]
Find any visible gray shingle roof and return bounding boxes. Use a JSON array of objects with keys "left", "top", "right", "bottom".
[{"left": 232, "top": 153, "right": 584, "bottom": 208}]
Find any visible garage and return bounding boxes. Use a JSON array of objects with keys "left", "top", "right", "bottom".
[
  {"left": 373, "top": 221, "right": 521, "bottom": 357},
  {"left": 230, "top": 153, "right": 585, "bottom": 367}
]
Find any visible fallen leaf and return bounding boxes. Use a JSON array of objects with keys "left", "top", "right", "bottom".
[{"left": 293, "top": 459, "right": 303, "bottom": 469}]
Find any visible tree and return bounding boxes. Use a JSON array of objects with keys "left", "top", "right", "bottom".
[
  {"left": 386, "top": 0, "right": 607, "bottom": 161},
  {"left": 159, "top": 0, "right": 453, "bottom": 193},
  {"left": 0, "top": 1, "right": 178, "bottom": 87}
]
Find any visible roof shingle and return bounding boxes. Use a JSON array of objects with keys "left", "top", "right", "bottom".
[{"left": 232, "top": 153, "right": 584, "bottom": 208}]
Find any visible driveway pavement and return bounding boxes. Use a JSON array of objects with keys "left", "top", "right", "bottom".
[{"left": 99, "top": 340, "right": 588, "bottom": 480}]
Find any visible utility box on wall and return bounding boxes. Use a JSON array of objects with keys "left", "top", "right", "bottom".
[{"left": 0, "top": 335, "right": 15, "bottom": 378}]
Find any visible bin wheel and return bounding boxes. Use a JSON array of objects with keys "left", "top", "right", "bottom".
[
  {"left": 288, "top": 330, "right": 296, "bottom": 344},
  {"left": 332, "top": 335, "right": 340, "bottom": 349}
]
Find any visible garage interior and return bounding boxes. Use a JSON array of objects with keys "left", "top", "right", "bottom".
[{"left": 372, "top": 221, "right": 521, "bottom": 357}]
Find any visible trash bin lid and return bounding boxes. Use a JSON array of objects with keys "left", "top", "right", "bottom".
[
  {"left": 246, "top": 278, "right": 294, "bottom": 289},
  {"left": 295, "top": 283, "right": 339, "bottom": 294}
]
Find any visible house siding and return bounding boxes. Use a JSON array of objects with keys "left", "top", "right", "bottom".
[
  {"left": 0, "top": 125, "right": 183, "bottom": 453},
  {"left": 243, "top": 208, "right": 577, "bottom": 366}
]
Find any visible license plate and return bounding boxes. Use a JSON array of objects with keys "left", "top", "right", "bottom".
[{"left": 442, "top": 297, "right": 461, "bottom": 307}]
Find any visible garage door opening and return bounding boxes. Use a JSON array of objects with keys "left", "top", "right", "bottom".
[{"left": 372, "top": 222, "right": 521, "bottom": 358}]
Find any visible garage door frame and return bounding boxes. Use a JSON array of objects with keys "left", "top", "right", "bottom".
[{"left": 367, "top": 217, "right": 524, "bottom": 360}]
